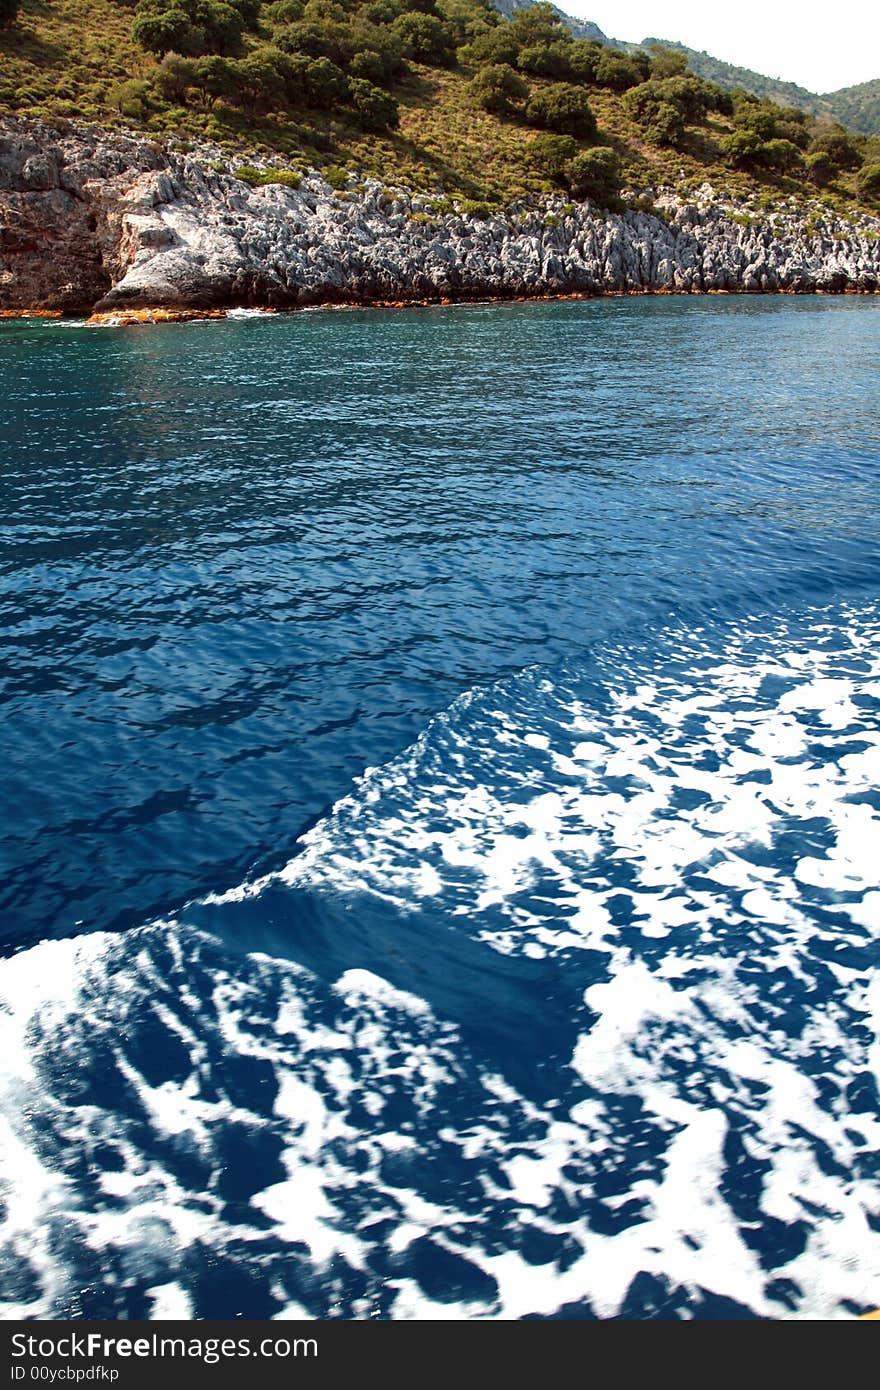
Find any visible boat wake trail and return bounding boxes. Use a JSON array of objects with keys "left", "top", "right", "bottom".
[{"left": 1, "top": 599, "right": 878, "bottom": 1319}]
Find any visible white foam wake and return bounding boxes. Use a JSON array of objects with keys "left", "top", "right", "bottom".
[{"left": 1, "top": 600, "right": 878, "bottom": 1319}]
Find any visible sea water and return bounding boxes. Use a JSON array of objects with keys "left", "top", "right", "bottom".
[{"left": 0, "top": 296, "right": 878, "bottom": 1318}]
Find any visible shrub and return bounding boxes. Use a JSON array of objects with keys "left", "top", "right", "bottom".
[
  {"left": 506, "top": 2, "right": 569, "bottom": 49},
  {"left": 805, "top": 150, "right": 836, "bottom": 186},
  {"left": 760, "top": 137, "right": 803, "bottom": 173},
  {"left": 152, "top": 51, "right": 197, "bottom": 100},
  {"left": 592, "top": 49, "right": 644, "bottom": 91},
  {"left": 457, "top": 198, "right": 494, "bottom": 218},
  {"left": 527, "top": 131, "right": 576, "bottom": 179},
  {"left": 349, "top": 76, "right": 399, "bottom": 128},
  {"left": 566, "top": 38, "right": 602, "bottom": 83},
  {"left": 235, "top": 164, "right": 301, "bottom": 186},
  {"left": 323, "top": 163, "right": 348, "bottom": 189},
  {"left": 108, "top": 78, "right": 152, "bottom": 118},
  {"left": 517, "top": 42, "right": 571, "bottom": 80},
  {"left": 133, "top": 7, "right": 196, "bottom": 56},
  {"left": 526, "top": 83, "right": 596, "bottom": 139},
  {"left": 648, "top": 44, "right": 688, "bottom": 78},
  {"left": 193, "top": 53, "right": 237, "bottom": 103},
  {"left": 720, "top": 128, "right": 764, "bottom": 168},
  {"left": 392, "top": 11, "right": 455, "bottom": 65},
  {"left": 808, "top": 126, "right": 863, "bottom": 172},
  {"left": 460, "top": 26, "right": 519, "bottom": 68},
  {"left": 566, "top": 146, "right": 621, "bottom": 205},
  {"left": 469, "top": 63, "right": 528, "bottom": 116},
  {"left": 857, "top": 163, "right": 880, "bottom": 202},
  {"left": 645, "top": 100, "right": 685, "bottom": 148}
]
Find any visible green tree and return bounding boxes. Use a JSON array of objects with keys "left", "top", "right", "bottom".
[
  {"left": 469, "top": 62, "right": 527, "bottom": 116},
  {"left": 648, "top": 44, "right": 688, "bottom": 78},
  {"left": 566, "top": 146, "right": 621, "bottom": 204},
  {"left": 392, "top": 11, "right": 455, "bottom": 65},
  {"left": 285, "top": 52, "right": 350, "bottom": 106},
  {"left": 527, "top": 131, "right": 576, "bottom": 179},
  {"left": 193, "top": 52, "right": 237, "bottom": 103},
  {"left": 856, "top": 163, "right": 880, "bottom": 201},
  {"left": 234, "top": 48, "right": 288, "bottom": 107},
  {"left": 732, "top": 94, "right": 809, "bottom": 148},
  {"left": 133, "top": 7, "right": 196, "bottom": 56},
  {"left": 760, "top": 137, "right": 802, "bottom": 172},
  {"left": 198, "top": 0, "right": 244, "bottom": 54},
  {"left": 808, "top": 125, "right": 863, "bottom": 171},
  {"left": 349, "top": 75, "right": 399, "bottom": 127},
  {"left": 517, "top": 42, "right": 571, "bottom": 80},
  {"left": 348, "top": 20, "right": 405, "bottom": 82},
  {"left": 108, "top": 77, "right": 152, "bottom": 118},
  {"left": 720, "top": 128, "right": 764, "bottom": 168},
  {"left": 507, "top": 2, "right": 569, "bottom": 49},
  {"left": 359, "top": 0, "right": 401, "bottom": 21},
  {"left": 566, "top": 38, "right": 602, "bottom": 83},
  {"left": 153, "top": 51, "right": 197, "bottom": 100},
  {"left": 805, "top": 149, "right": 836, "bottom": 186},
  {"left": 274, "top": 19, "right": 337, "bottom": 57},
  {"left": 460, "top": 25, "right": 519, "bottom": 67},
  {"left": 592, "top": 49, "right": 644, "bottom": 91},
  {"left": 645, "top": 100, "right": 685, "bottom": 147},
  {"left": 263, "top": 0, "right": 306, "bottom": 21},
  {"left": 526, "top": 82, "right": 596, "bottom": 138}
]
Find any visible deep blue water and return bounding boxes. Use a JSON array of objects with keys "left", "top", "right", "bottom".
[{"left": 0, "top": 296, "right": 878, "bottom": 1320}]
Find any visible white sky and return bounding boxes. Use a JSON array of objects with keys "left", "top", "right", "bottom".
[{"left": 565, "top": 2, "right": 880, "bottom": 93}]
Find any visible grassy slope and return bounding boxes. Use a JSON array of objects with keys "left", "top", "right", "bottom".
[{"left": 0, "top": 0, "right": 874, "bottom": 213}]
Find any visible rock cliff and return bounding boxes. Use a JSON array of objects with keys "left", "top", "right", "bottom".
[{"left": 1, "top": 115, "right": 879, "bottom": 314}]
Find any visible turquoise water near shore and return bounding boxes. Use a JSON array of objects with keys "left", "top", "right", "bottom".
[{"left": 1, "top": 296, "right": 878, "bottom": 1318}]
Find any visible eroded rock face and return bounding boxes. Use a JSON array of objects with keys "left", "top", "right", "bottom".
[{"left": 1, "top": 114, "right": 879, "bottom": 313}]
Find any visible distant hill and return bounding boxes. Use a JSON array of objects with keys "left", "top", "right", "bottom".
[{"left": 823, "top": 80, "right": 880, "bottom": 137}]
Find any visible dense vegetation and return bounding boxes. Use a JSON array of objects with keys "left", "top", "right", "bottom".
[
  {"left": 638, "top": 38, "right": 880, "bottom": 138},
  {"left": 1, "top": 0, "right": 878, "bottom": 212}
]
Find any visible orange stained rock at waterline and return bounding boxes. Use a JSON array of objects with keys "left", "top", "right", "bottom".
[{"left": 85, "top": 308, "right": 229, "bottom": 326}]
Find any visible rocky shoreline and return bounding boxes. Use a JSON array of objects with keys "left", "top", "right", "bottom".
[{"left": 2, "top": 114, "right": 880, "bottom": 316}]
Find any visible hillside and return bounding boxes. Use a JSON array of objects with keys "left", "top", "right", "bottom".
[
  {"left": 824, "top": 80, "right": 880, "bottom": 138},
  {"left": 637, "top": 39, "right": 826, "bottom": 116},
  {"left": 636, "top": 38, "right": 880, "bottom": 137},
  {"left": 491, "top": 7, "right": 880, "bottom": 138},
  {"left": 0, "top": 0, "right": 878, "bottom": 213}
]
